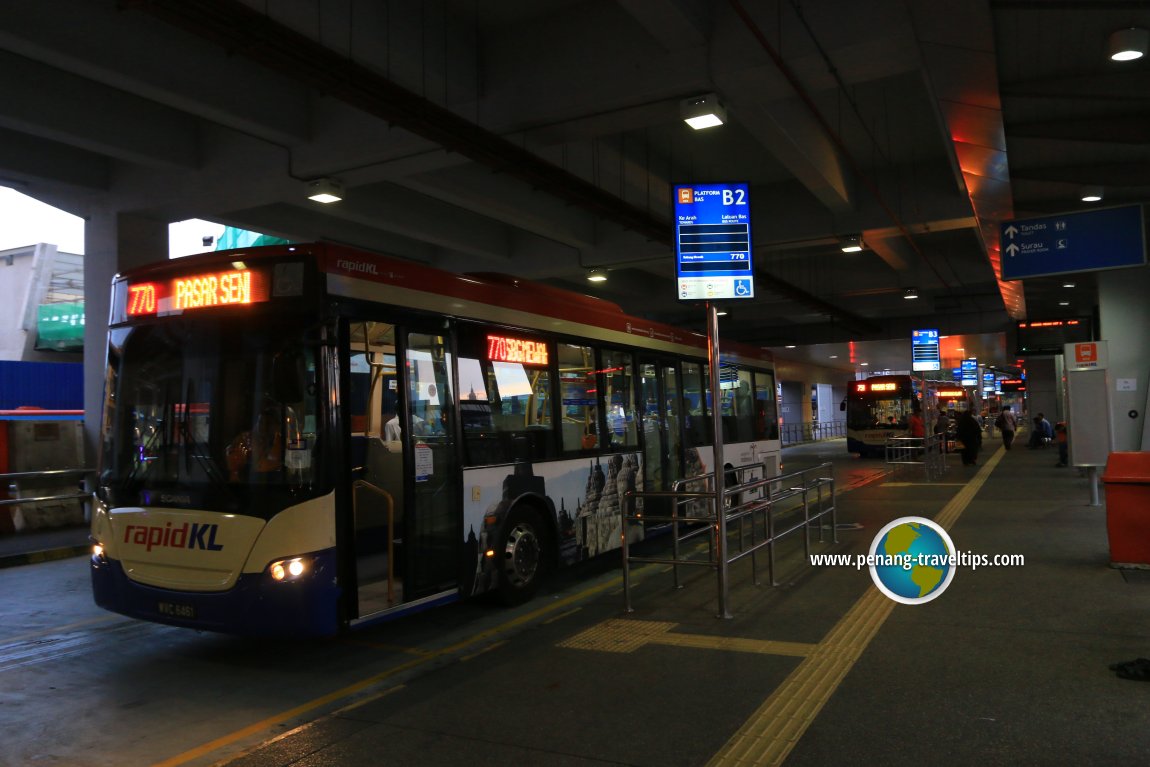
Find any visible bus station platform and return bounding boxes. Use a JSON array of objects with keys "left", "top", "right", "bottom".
[
  {"left": 213, "top": 439, "right": 1150, "bottom": 766},
  {"left": 3, "top": 439, "right": 1149, "bottom": 766}
]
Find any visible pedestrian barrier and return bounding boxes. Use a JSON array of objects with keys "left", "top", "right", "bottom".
[
  {"left": 884, "top": 433, "right": 947, "bottom": 481},
  {"left": 621, "top": 461, "right": 836, "bottom": 618},
  {"left": 779, "top": 420, "right": 846, "bottom": 446},
  {"left": 1, "top": 468, "right": 94, "bottom": 533}
]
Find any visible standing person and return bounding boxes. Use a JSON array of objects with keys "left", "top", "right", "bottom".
[
  {"left": 956, "top": 410, "right": 982, "bottom": 466},
  {"left": 908, "top": 404, "right": 925, "bottom": 438},
  {"left": 995, "top": 405, "right": 1017, "bottom": 450}
]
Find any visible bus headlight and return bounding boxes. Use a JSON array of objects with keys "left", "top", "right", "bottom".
[
  {"left": 92, "top": 543, "right": 106, "bottom": 562},
  {"left": 268, "top": 557, "right": 308, "bottom": 582}
]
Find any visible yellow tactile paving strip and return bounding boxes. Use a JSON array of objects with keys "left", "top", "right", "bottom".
[{"left": 706, "top": 445, "right": 1006, "bottom": 766}]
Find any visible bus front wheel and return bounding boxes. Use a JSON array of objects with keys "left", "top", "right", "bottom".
[{"left": 497, "top": 508, "right": 545, "bottom": 605}]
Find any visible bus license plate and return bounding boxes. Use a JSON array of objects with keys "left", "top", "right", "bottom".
[{"left": 157, "top": 601, "right": 196, "bottom": 619}]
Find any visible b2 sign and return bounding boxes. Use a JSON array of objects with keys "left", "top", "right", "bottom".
[{"left": 674, "top": 183, "right": 754, "bottom": 301}]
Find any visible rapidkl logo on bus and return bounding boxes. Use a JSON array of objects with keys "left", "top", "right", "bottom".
[{"left": 124, "top": 522, "right": 224, "bottom": 552}]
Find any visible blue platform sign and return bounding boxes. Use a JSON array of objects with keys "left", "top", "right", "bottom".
[
  {"left": 1000, "top": 205, "right": 1145, "bottom": 280},
  {"left": 960, "top": 358, "right": 978, "bottom": 387},
  {"left": 674, "top": 183, "right": 754, "bottom": 300},
  {"left": 911, "top": 328, "right": 940, "bottom": 372}
]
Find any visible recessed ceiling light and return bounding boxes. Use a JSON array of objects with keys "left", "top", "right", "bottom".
[
  {"left": 829, "top": 355, "right": 838, "bottom": 359},
  {"left": 1062, "top": 281, "right": 1076, "bottom": 288},
  {"left": 1059, "top": 301, "right": 1070, "bottom": 306},
  {"left": 785, "top": 345, "right": 796, "bottom": 349},
  {"left": 860, "top": 362, "right": 869, "bottom": 366}
]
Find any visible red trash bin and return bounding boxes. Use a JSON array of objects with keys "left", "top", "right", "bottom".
[{"left": 1102, "top": 452, "right": 1150, "bottom": 567}]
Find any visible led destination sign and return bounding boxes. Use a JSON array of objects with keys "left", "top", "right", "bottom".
[
  {"left": 126, "top": 268, "right": 271, "bottom": 317},
  {"left": 674, "top": 183, "right": 754, "bottom": 301},
  {"left": 487, "top": 335, "right": 548, "bottom": 366}
]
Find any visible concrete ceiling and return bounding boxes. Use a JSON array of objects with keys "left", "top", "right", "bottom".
[{"left": 0, "top": 0, "right": 1145, "bottom": 375}]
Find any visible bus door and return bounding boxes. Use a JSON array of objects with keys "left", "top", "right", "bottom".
[
  {"left": 347, "top": 321, "right": 404, "bottom": 617},
  {"left": 638, "top": 359, "right": 684, "bottom": 515},
  {"left": 348, "top": 321, "right": 460, "bottom": 618},
  {"left": 401, "top": 328, "right": 460, "bottom": 600}
]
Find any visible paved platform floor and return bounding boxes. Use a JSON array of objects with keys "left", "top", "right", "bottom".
[
  {"left": 220, "top": 441, "right": 1150, "bottom": 766},
  {"left": 5, "top": 439, "right": 1148, "bottom": 766}
]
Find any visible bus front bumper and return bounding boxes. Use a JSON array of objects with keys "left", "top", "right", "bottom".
[{"left": 90, "top": 548, "right": 342, "bottom": 638}]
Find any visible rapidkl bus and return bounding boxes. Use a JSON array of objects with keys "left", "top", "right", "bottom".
[
  {"left": 90, "top": 243, "right": 781, "bottom": 637},
  {"left": 845, "top": 375, "right": 933, "bottom": 457}
]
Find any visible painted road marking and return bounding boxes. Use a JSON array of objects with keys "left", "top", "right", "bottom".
[
  {"left": 706, "top": 445, "right": 1005, "bottom": 767},
  {"left": 148, "top": 455, "right": 893, "bottom": 766},
  {"left": 559, "top": 618, "right": 814, "bottom": 658},
  {"left": 149, "top": 569, "right": 639, "bottom": 767}
]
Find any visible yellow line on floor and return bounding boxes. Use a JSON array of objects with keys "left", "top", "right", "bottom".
[
  {"left": 150, "top": 569, "right": 636, "bottom": 767},
  {"left": 706, "top": 446, "right": 1005, "bottom": 767},
  {"left": 882, "top": 482, "right": 968, "bottom": 487}
]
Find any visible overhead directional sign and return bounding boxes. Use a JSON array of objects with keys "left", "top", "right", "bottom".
[
  {"left": 911, "top": 328, "right": 940, "bottom": 372},
  {"left": 674, "top": 183, "right": 754, "bottom": 301},
  {"left": 1000, "top": 205, "right": 1145, "bottom": 280}
]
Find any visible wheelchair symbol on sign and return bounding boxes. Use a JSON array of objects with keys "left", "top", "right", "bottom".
[{"left": 734, "top": 280, "right": 751, "bottom": 296}]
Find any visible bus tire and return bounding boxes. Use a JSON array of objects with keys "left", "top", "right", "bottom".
[{"left": 496, "top": 507, "right": 546, "bottom": 606}]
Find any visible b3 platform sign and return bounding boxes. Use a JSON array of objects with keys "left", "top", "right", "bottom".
[
  {"left": 674, "top": 183, "right": 754, "bottom": 301},
  {"left": 1000, "top": 205, "right": 1146, "bottom": 280},
  {"left": 911, "top": 328, "right": 940, "bottom": 372}
]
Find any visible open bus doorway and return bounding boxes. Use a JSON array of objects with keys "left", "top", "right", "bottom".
[{"left": 346, "top": 320, "right": 460, "bottom": 624}]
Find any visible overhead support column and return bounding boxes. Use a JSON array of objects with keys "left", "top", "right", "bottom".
[
  {"left": 1098, "top": 267, "right": 1150, "bottom": 451},
  {"left": 82, "top": 210, "right": 168, "bottom": 466}
]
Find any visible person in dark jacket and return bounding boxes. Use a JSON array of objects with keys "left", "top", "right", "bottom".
[{"left": 956, "top": 409, "right": 983, "bottom": 466}]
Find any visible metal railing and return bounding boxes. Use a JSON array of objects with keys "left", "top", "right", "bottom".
[
  {"left": 621, "top": 461, "right": 837, "bottom": 618},
  {"left": 1, "top": 468, "right": 95, "bottom": 508},
  {"left": 884, "top": 433, "right": 948, "bottom": 481},
  {"left": 779, "top": 420, "right": 846, "bottom": 446}
]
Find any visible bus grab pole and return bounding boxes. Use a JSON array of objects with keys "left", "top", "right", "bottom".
[{"left": 706, "top": 302, "right": 731, "bottom": 619}]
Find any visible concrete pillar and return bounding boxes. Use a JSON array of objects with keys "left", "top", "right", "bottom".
[
  {"left": 1098, "top": 265, "right": 1150, "bottom": 451},
  {"left": 780, "top": 381, "right": 805, "bottom": 426},
  {"left": 82, "top": 210, "right": 168, "bottom": 465},
  {"left": 1024, "top": 357, "right": 1059, "bottom": 424}
]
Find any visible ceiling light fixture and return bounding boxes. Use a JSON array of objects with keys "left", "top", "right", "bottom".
[
  {"left": 680, "top": 93, "right": 727, "bottom": 130},
  {"left": 586, "top": 268, "right": 608, "bottom": 283},
  {"left": 1062, "top": 281, "right": 1076, "bottom": 288},
  {"left": 903, "top": 287, "right": 919, "bottom": 300},
  {"left": 1109, "top": 27, "right": 1148, "bottom": 61},
  {"left": 840, "top": 234, "right": 864, "bottom": 253},
  {"left": 307, "top": 178, "right": 344, "bottom": 203},
  {"left": 716, "top": 309, "right": 729, "bottom": 316},
  {"left": 785, "top": 344, "right": 796, "bottom": 349},
  {"left": 1080, "top": 186, "right": 1104, "bottom": 202},
  {"left": 1059, "top": 301, "right": 1070, "bottom": 306}
]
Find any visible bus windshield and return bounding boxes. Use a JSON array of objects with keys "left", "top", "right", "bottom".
[{"left": 99, "top": 315, "right": 324, "bottom": 517}]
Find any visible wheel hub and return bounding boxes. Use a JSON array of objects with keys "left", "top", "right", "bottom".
[{"left": 503, "top": 522, "right": 540, "bottom": 587}]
